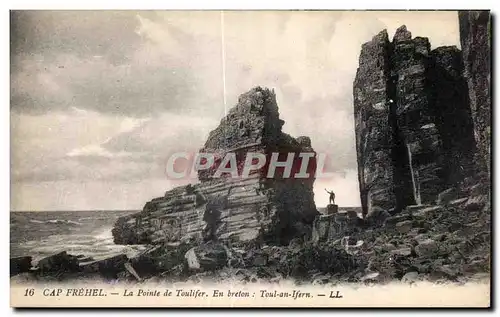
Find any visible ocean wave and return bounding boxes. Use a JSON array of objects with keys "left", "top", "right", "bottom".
[
  {"left": 29, "top": 219, "right": 82, "bottom": 226},
  {"left": 17, "top": 230, "right": 148, "bottom": 262},
  {"left": 78, "top": 216, "right": 115, "bottom": 221}
]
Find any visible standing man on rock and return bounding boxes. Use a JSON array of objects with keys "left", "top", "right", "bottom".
[{"left": 325, "top": 188, "right": 336, "bottom": 205}]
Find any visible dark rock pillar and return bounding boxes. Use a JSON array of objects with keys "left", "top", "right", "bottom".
[
  {"left": 353, "top": 30, "right": 397, "bottom": 218},
  {"left": 429, "top": 46, "right": 476, "bottom": 186},
  {"left": 391, "top": 26, "right": 445, "bottom": 205},
  {"left": 354, "top": 24, "right": 479, "bottom": 216},
  {"left": 458, "top": 10, "right": 491, "bottom": 177}
]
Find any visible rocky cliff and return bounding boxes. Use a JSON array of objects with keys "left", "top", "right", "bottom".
[
  {"left": 112, "top": 87, "right": 318, "bottom": 246},
  {"left": 458, "top": 11, "right": 491, "bottom": 177},
  {"left": 354, "top": 26, "right": 477, "bottom": 218}
]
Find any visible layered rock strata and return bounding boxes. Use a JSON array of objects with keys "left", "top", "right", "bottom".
[
  {"left": 113, "top": 87, "right": 318, "bottom": 246},
  {"left": 354, "top": 26, "right": 477, "bottom": 218}
]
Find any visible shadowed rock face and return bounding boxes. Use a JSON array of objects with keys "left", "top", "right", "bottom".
[
  {"left": 113, "top": 87, "right": 318, "bottom": 246},
  {"left": 354, "top": 25, "right": 477, "bottom": 218},
  {"left": 353, "top": 29, "right": 397, "bottom": 219},
  {"left": 392, "top": 28, "right": 443, "bottom": 206},
  {"left": 429, "top": 46, "right": 476, "bottom": 185},
  {"left": 459, "top": 11, "right": 491, "bottom": 176}
]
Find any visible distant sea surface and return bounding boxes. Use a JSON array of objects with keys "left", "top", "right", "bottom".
[
  {"left": 11, "top": 207, "right": 363, "bottom": 262},
  {"left": 10, "top": 211, "right": 147, "bottom": 262}
]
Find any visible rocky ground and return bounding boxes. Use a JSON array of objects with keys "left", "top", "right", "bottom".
[{"left": 11, "top": 180, "right": 490, "bottom": 287}]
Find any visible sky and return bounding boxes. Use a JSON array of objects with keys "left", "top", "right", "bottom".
[{"left": 10, "top": 10, "right": 461, "bottom": 211}]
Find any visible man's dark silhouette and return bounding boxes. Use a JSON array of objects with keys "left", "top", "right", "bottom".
[{"left": 325, "top": 188, "right": 336, "bottom": 205}]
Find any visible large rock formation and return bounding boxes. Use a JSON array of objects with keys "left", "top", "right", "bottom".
[
  {"left": 353, "top": 30, "right": 398, "bottom": 218},
  {"left": 429, "top": 46, "right": 476, "bottom": 185},
  {"left": 458, "top": 11, "right": 491, "bottom": 176},
  {"left": 354, "top": 26, "right": 477, "bottom": 218},
  {"left": 113, "top": 87, "right": 318, "bottom": 246},
  {"left": 391, "top": 28, "right": 444, "bottom": 206}
]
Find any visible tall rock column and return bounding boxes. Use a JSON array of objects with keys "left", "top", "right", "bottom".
[
  {"left": 391, "top": 26, "right": 445, "bottom": 204},
  {"left": 458, "top": 11, "right": 491, "bottom": 177},
  {"left": 353, "top": 30, "right": 397, "bottom": 218},
  {"left": 354, "top": 24, "right": 478, "bottom": 218},
  {"left": 430, "top": 46, "right": 476, "bottom": 186}
]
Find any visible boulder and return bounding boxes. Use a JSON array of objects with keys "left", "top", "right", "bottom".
[
  {"left": 436, "top": 265, "right": 460, "bottom": 278},
  {"left": 463, "top": 259, "right": 489, "bottom": 274},
  {"left": 406, "top": 205, "right": 433, "bottom": 211},
  {"left": 225, "top": 248, "right": 245, "bottom": 268},
  {"left": 346, "top": 209, "right": 358, "bottom": 219},
  {"left": 386, "top": 213, "right": 411, "bottom": 225},
  {"left": 437, "top": 188, "right": 459, "bottom": 205},
  {"left": 326, "top": 204, "right": 339, "bottom": 214},
  {"left": 381, "top": 243, "right": 396, "bottom": 252},
  {"left": 10, "top": 256, "right": 32, "bottom": 277},
  {"left": 184, "top": 248, "right": 201, "bottom": 270},
  {"left": 445, "top": 197, "right": 469, "bottom": 207},
  {"left": 312, "top": 273, "right": 333, "bottom": 285},
  {"left": 360, "top": 272, "right": 382, "bottom": 283},
  {"left": 75, "top": 254, "right": 95, "bottom": 262},
  {"left": 184, "top": 242, "right": 228, "bottom": 272},
  {"left": 415, "top": 239, "right": 438, "bottom": 257},
  {"left": 390, "top": 248, "right": 413, "bottom": 257},
  {"left": 311, "top": 214, "right": 334, "bottom": 245},
  {"left": 464, "top": 195, "right": 489, "bottom": 211},
  {"left": 36, "top": 251, "right": 80, "bottom": 275},
  {"left": 344, "top": 240, "right": 365, "bottom": 256},
  {"left": 412, "top": 206, "right": 443, "bottom": 219},
  {"left": 80, "top": 254, "right": 128, "bottom": 278},
  {"left": 124, "top": 262, "right": 143, "bottom": 281},
  {"left": 401, "top": 271, "right": 420, "bottom": 283},
  {"left": 395, "top": 220, "right": 412, "bottom": 234},
  {"left": 10, "top": 272, "right": 38, "bottom": 284},
  {"left": 468, "top": 182, "right": 489, "bottom": 197},
  {"left": 129, "top": 254, "right": 158, "bottom": 278},
  {"left": 129, "top": 244, "right": 191, "bottom": 277},
  {"left": 252, "top": 254, "right": 268, "bottom": 267},
  {"left": 366, "top": 208, "right": 391, "bottom": 227}
]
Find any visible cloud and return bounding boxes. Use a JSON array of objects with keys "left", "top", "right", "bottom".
[
  {"left": 11, "top": 109, "right": 153, "bottom": 183},
  {"left": 101, "top": 113, "right": 218, "bottom": 155},
  {"left": 11, "top": 51, "right": 203, "bottom": 117},
  {"left": 10, "top": 109, "right": 219, "bottom": 185},
  {"left": 10, "top": 11, "right": 146, "bottom": 64}
]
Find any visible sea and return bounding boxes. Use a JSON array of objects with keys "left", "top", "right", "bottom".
[
  {"left": 10, "top": 207, "right": 363, "bottom": 263},
  {"left": 10, "top": 211, "right": 148, "bottom": 262}
]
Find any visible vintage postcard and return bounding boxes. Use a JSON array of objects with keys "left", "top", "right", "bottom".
[{"left": 10, "top": 10, "right": 491, "bottom": 308}]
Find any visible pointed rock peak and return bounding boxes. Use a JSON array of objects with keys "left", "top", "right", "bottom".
[
  {"left": 393, "top": 25, "right": 412, "bottom": 42},
  {"left": 373, "top": 29, "right": 389, "bottom": 42},
  {"left": 237, "top": 86, "right": 276, "bottom": 106},
  {"left": 432, "top": 45, "right": 460, "bottom": 54}
]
